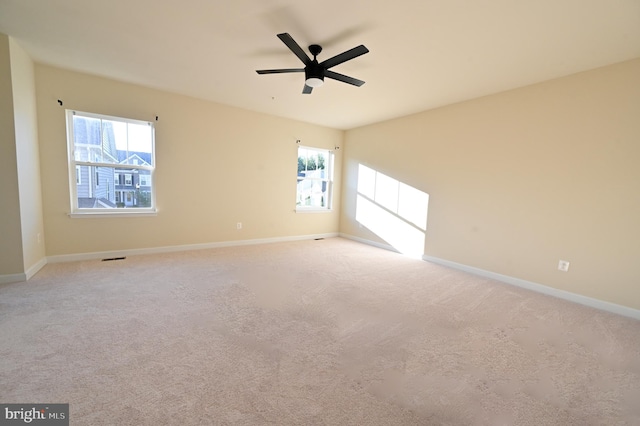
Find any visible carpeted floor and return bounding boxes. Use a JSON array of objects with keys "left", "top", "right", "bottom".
[{"left": 1, "top": 237, "right": 639, "bottom": 425}]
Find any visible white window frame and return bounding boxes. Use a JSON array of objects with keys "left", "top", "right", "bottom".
[
  {"left": 66, "top": 110, "right": 157, "bottom": 217},
  {"left": 296, "top": 145, "right": 334, "bottom": 212}
]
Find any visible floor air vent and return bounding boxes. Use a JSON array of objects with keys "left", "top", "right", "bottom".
[{"left": 101, "top": 257, "right": 126, "bottom": 262}]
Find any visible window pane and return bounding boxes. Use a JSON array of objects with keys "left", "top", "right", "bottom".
[
  {"left": 316, "top": 152, "right": 326, "bottom": 171},
  {"left": 76, "top": 166, "right": 90, "bottom": 198},
  {"left": 72, "top": 115, "right": 154, "bottom": 166},
  {"left": 296, "top": 179, "right": 328, "bottom": 207},
  {"left": 72, "top": 115, "right": 121, "bottom": 164},
  {"left": 298, "top": 148, "right": 309, "bottom": 172},
  {"left": 100, "top": 120, "right": 119, "bottom": 163},
  {"left": 76, "top": 166, "right": 153, "bottom": 209},
  {"left": 296, "top": 146, "right": 332, "bottom": 210},
  {"left": 73, "top": 115, "right": 102, "bottom": 162},
  {"left": 124, "top": 122, "right": 153, "bottom": 165}
]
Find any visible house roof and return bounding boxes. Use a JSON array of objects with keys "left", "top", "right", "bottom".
[
  {"left": 1, "top": 0, "right": 639, "bottom": 129},
  {"left": 118, "top": 152, "right": 152, "bottom": 166}
]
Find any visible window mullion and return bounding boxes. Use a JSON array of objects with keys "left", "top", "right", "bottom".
[
  {"left": 74, "top": 161, "right": 153, "bottom": 172},
  {"left": 100, "top": 119, "right": 105, "bottom": 163}
]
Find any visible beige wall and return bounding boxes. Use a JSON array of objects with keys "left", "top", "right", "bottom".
[
  {"left": 10, "top": 37, "right": 45, "bottom": 273},
  {"left": 0, "top": 34, "right": 25, "bottom": 277},
  {"left": 341, "top": 58, "right": 640, "bottom": 310},
  {"left": 35, "top": 65, "right": 342, "bottom": 256}
]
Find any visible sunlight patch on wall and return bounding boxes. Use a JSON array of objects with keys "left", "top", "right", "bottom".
[{"left": 356, "top": 164, "right": 429, "bottom": 258}]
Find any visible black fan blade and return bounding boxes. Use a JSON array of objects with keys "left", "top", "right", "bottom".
[
  {"left": 324, "top": 70, "right": 365, "bottom": 87},
  {"left": 302, "top": 84, "right": 313, "bottom": 94},
  {"left": 277, "top": 33, "right": 311, "bottom": 65},
  {"left": 319, "top": 45, "right": 369, "bottom": 69},
  {"left": 256, "top": 68, "right": 304, "bottom": 74}
]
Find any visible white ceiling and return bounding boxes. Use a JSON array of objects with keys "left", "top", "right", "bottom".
[{"left": 1, "top": 0, "right": 639, "bottom": 130}]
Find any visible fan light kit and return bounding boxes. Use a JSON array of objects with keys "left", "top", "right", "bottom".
[
  {"left": 256, "top": 33, "right": 369, "bottom": 94},
  {"left": 306, "top": 77, "right": 324, "bottom": 88}
]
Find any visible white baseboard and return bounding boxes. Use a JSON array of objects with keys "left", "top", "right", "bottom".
[
  {"left": 339, "top": 233, "right": 640, "bottom": 321},
  {"left": 0, "top": 257, "right": 48, "bottom": 284},
  {"left": 46, "top": 232, "right": 339, "bottom": 264},
  {"left": 0, "top": 272, "right": 27, "bottom": 285},
  {"left": 25, "top": 257, "right": 47, "bottom": 280},
  {"left": 340, "top": 233, "right": 402, "bottom": 254}
]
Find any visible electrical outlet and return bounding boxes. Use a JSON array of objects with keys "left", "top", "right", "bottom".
[
  {"left": 236, "top": 222, "right": 242, "bottom": 230},
  {"left": 558, "top": 260, "right": 570, "bottom": 272}
]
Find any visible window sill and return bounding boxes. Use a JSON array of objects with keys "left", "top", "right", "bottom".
[
  {"left": 68, "top": 209, "right": 158, "bottom": 218},
  {"left": 295, "top": 208, "right": 333, "bottom": 214}
]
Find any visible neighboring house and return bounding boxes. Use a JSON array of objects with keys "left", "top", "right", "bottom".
[{"left": 114, "top": 153, "right": 152, "bottom": 208}]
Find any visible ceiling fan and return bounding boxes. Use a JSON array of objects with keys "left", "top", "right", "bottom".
[{"left": 256, "top": 33, "right": 369, "bottom": 94}]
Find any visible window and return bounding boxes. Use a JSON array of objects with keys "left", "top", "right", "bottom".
[
  {"left": 66, "top": 110, "right": 155, "bottom": 215},
  {"left": 296, "top": 146, "right": 334, "bottom": 210}
]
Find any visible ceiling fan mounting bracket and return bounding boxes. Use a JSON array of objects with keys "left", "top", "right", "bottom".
[{"left": 308, "top": 44, "right": 322, "bottom": 58}]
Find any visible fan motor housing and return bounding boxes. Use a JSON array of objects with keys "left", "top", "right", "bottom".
[{"left": 305, "top": 61, "right": 324, "bottom": 83}]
